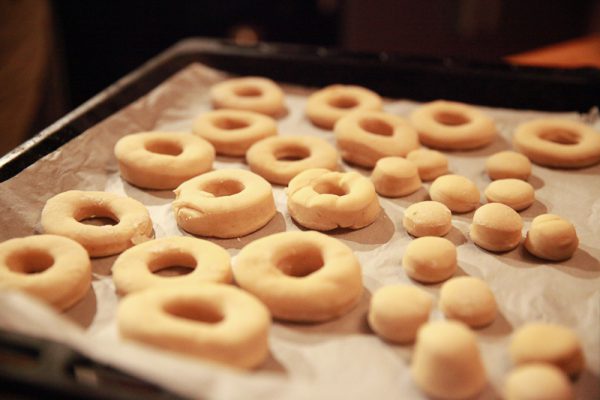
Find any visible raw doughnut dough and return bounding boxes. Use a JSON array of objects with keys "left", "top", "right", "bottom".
[
  {"left": 114, "top": 131, "right": 215, "bottom": 190},
  {"left": 429, "top": 174, "right": 480, "bottom": 213},
  {"left": 406, "top": 148, "right": 449, "bottom": 181},
  {"left": 412, "top": 320, "right": 487, "bottom": 400},
  {"left": 112, "top": 236, "right": 232, "bottom": 295},
  {"left": 0, "top": 234, "right": 91, "bottom": 310},
  {"left": 402, "top": 201, "right": 452, "bottom": 237},
  {"left": 192, "top": 109, "right": 277, "bottom": 156},
  {"left": 484, "top": 178, "right": 535, "bottom": 211},
  {"left": 41, "top": 190, "right": 154, "bottom": 257},
  {"left": 371, "top": 157, "right": 421, "bottom": 197},
  {"left": 410, "top": 100, "right": 497, "bottom": 150},
  {"left": 246, "top": 135, "right": 338, "bottom": 185},
  {"left": 118, "top": 283, "right": 271, "bottom": 369},
  {"left": 504, "top": 364, "right": 574, "bottom": 400},
  {"left": 509, "top": 323, "right": 585, "bottom": 376},
  {"left": 306, "top": 84, "right": 383, "bottom": 129},
  {"left": 402, "top": 236, "right": 457, "bottom": 283},
  {"left": 334, "top": 110, "right": 419, "bottom": 167},
  {"left": 513, "top": 118, "right": 600, "bottom": 168},
  {"left": 173, "top": 169, "right": 276, "bottom": 238},
  {"left": 486, "top": 151, "right": 532, "bottom": 180},
  {"left": 439, "top": 276, "right": 497, "bottom": 328},
  {"left": 470, "top": 202, "right": 523, "bottom": 252},
  {"left": 233, "top": 231, "right": 363, "bottom": 322},
  {"left": 524, "top": 214, "right": 578, "bottom": 261},
  {"left": 210, "top": 76, "right": 285, "bottom": 117},
  {"left": 286, "top": 168, "right": 381, "bottom": 231},
  {"left": 368, "top": 285, "right": 432, "bottom": 343}
]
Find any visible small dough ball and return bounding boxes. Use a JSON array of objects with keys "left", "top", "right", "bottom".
[
  {"left": 439, "top": 277, "right": 497, "bottom": 328},
  {"left": 509, "top": 323, "right": 585, "bottom": 377},
  {"left": 371, "top": 157, "right": 421, "bottom": 197},
  {"left": 470, "top": 203, "right": 523, "bottom": 252},
  {"left": 368, "top": 285, "right": 433, "bottom": 343},
  {"left": 504, "top": 363, "right": 574, "bottom": 400},
  {"left": 486, "top": 151, "right": 532, "bottom": 181},
  {"left": 524, "top": 214, "right": 578, "bottom": 261},
  {"left": 402, "top": 237, "right": 457, "bottom": 283},
  {"left": 412, "top": 320, "right": 487, "bottom": 400},
  {"left": 406, "top": 148, "right": 449, "bottom": 181},
  {"left": 402, "top": 201, "right": 452, "bottom": 237},
  {"left": 484, "top": 179, "right": 535, "bottom": 211},
  {"left": 429, "top": 174, "right": 480, "bottom": 213}
]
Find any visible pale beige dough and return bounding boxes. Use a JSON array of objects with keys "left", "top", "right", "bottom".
[
  {"left": 192, "top": 109, "right": 277, "bottom": 156},
  {"left": 470, "top": 202, "right": 523, "bottom": 252},
  {"left": 484, "top": 178, "right": 535, "bottom": 211},
  {"left": 173, "top": 169, "right": 276, "bottom": 238},
  {"left": 0, "top": 234, "right": 91, "bottom": 310},
  {"left": 246, "top": 135, "right": 338, "bottom": 185},
  {"left": 406, "top": 148, "right": 449, "bottom": 181},
  {"left": 402, "top": 236, "right": 457, "bottom": 283},
  {"left": 286, "top": 168, "right": 381, "bottom": 231},
  {"left": 429, "top": 174, "right": 480, "bottom": 213},
  {"left": 371, "top": 157, "right": 421, "bottom": 197},
  {"left": 439, "top": 276, "right": 497, "bottom": 328},
  {"left": 402, "top": 200, "right": 452, "bottom": 237},
  {"left": 504, "top": 363, "right": 574, "bottom": 400},
  {"left": 524, "top": 214, "right": 579, "bottom": 261},
  {"left": 233, "top": 231, "right": 363, "bottom": 322},
  {"left": 210, "top": 76, "right": 285, "bottom": 117},
  {"left": 485, "top": 150, "right": 532, "bottom": 180},
  {"left": 41, "top": 190, "right": 154, "bottom": 257},
  {"left": 368, "top": 284, "right": 432, "bottom": 343},
  {"left": 117, "top": 283, "right": 271, "bottom": 370},
  {"left": 334, "top": 110, "right": 419, "bottom": 167}
]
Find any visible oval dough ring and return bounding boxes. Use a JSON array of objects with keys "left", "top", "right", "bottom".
[{"left": 210, "top": 76, "right": 285, "bottom": 117}]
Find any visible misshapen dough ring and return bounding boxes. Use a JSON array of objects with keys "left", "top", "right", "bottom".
[
  {"left": 112, "top": 236, "right": 232, "bottom": 295},
  {"left": 429, "top": 174, "right": 480, "bottom": 213},
  {"left": 439, "top": 276, "right": 497, "bottom": 328},
  {"left": 41, "top": 191, "right": 154, "bottom": 257},
  {"left": 524, "top": 214, "right": 578, "bottom": 261},
  {"left": 470, "top": 203, "right": 523, "bottom": 252},
  {"left": 117, "top": 283, "right": 271, "bottom": 369},
  {"left": 286, "top": 168, "right": 381, "bottom": 231},
  {"left": 173, "top": 169, "right": 276, "bottom": 238},
  {"left": 192, "top": 109, "right": 277, "bottom": 156},
  {"left": 334, "top": 110, "right": 419, "bottom": 167},
  {"left": 486, "top": 151, "right": 532, "bottom": 180},
  {"left": 504, "top": 364, "right": 574, "bottom": 400},
  {"left": 114, "top": 131, "right": 215, "bottom": 190},
  {"left": 371, "top": 157, "right": 421, "bottom": 197},
  {"left": 410, "top": 100, "right": 496, "bottom": 150},
  {"left": 306, "top": 84, "right": 383, "bottom": 130},
  {"left": 210, "top": 76, "right": 285, "bottom": 117},
  {"left": 246, "top": 135, "right": 338, "bottom": 185},
  {"left": 402, "top": 201, "right": 452, "bottom": 237},
  {"left": 0, "top": 234, "right": 91, "bottom": 310},
  {"left": 513, "top": 118, "right": 600, "bottom": 168},
  {"left": 406, "top": 148, "right": 449, "bottom": 181},
  {"left": 233, "top": 231, "right": 363, "bottom": 322}
]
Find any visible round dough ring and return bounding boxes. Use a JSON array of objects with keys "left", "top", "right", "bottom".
[
  {"left": 114, "top": 131, "right": 215, "bottom": 190},
  {"left": 112, "top": 236, "right": 232, "bottom": 295},
  {"left": 41, "top": 190, "right": 154, "bottom": 257},
  {"left": 0, "top": 234, "right": 91, "bottom": 310},
  {"left": 173, "top": 169, "right": 276, "bottom": 238},
  {"left": 210, "top": 76, "right": 285, "bottom": 117},
  {"left": 118, "top": 283, "right": 271, "bottom": 369},
  {"left": 234, "top": 231, "right": 363, "bottom": 322}
]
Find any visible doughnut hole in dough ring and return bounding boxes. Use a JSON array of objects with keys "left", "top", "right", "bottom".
[
  {"left": 210, "top": 76, "right": 285, "bottom": 117},
  {"left": 173, "top": 169, "right": 276, "bottom": 238},
  {"left": 233, "top": 231, "right": 363, "bottom": 322}
]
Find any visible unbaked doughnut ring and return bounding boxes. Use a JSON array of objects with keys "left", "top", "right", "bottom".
[
  {"left": 210, "top": 76, "right": 285, "bottom": 117},
  {"left": 41, "top": 190, "right": 154, "bottom": 257}
]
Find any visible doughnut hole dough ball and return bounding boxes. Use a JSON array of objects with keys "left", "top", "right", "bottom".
[
  {"left": 306, "top": 84, "right": 383, "bottom": 130},
  {"left": 439, "top": 276, "right": 497, "bottom": 328},
  {"left": 210, "top": 76, "right": 285, "bottom": 117},
  {"left": 112, "top": 236, "right": 232, "bottom": 295},
  {"left": 402, "top": 201, "right": 452, "bottom": 237},
  {"left": 429, "top": 174, "right": 480, "bottom": 213},
  {"left": 368, "top": 285, "right": 433, "bottom": 343},
  {"left": 41, "top": 190, "right": 154, "bottom": 258},
  {"left": 233, "top": 231, "right": 363, "bottom": 322},
  {"left": 524, "top": 214, "right": 579, "bottom": 261},
  {"left": 412, "top": 320, "right": 487, "bottom": 400},
  {"left": 410, "top": 100, "right": 497, "bottom": 150},
  {"left": 513, "top": 118, "right": 600, "bottom": 168},
  {"left": 246, "top": 135, "right": 338, "bottom": 185},
  {"left": 509, "top": 323, "right": 585, "bottom": 377},
  {"left": 470, "top": 203, "right": 523, "bottom": 252},
  {"left": 484, "top": 179, "right": 535, "bottom": 211},
  {"left": 117, "top": 283, "right": 271, "bottom": 370},
  {"left": 286, "top": 168, "right": 381, "bottom": 231},
  {"left": 173, "top": 169, "right": 276, "bottom": 238},
  {"left": 504, "top": 364, "right": 574, "bottom": 400},
  {"left": 486, "top": 151, "right": 532, "bottom": 181},
  {"left": 402, "top": 236, "right": 457, "bottom": 283},
  {"left": 334, "top": 110, "right": 420, "bottom": 168},
  {"left": 114, "top": 131, "right": 215, "bottom": 190},
  {"left": 406, "top": 148, "right": 449, "bottom": 181},
  {"left": 0, "top": 235, "right": 91, "bottom": 310},
  {"left": 371, "top": 157, "right": 421, "bottom": 197}
]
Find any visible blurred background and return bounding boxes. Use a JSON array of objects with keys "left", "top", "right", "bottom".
[{"left": 1, "top": 0, "right": 599, "bottom": 156}]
